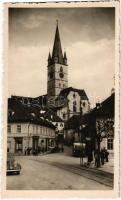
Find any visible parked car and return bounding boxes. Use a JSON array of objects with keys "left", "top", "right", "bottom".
[
  {"left": 7, "top": 153, "right": 21, "bottom": 175},
  {"left": 49, "top": 146, "right": 62, "bottom": 153}
]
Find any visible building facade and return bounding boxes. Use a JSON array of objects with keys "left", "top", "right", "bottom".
[
  {"left": 56, "top": 87, "right": 90, "bottom": 121},
  {"left": 7, "top": 121, "right": 55, "bottom": 154},
  {"left": 7, "top": 99, "right": 56, "bottom": 154}
]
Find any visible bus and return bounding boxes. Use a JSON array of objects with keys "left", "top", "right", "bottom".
[{"left": 72, "top": 142, "right": 86, "bottom": 157}]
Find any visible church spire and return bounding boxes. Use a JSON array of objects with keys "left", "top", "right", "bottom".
[
  {"left": 48, "top": 51, "right": 52, "bottom": 65},
  {"left": 52, "top": 20, "right": 64, "bottom": 65}
]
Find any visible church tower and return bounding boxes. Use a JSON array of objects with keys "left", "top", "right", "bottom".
[{"left": 47, "top": 21, "right": 68, "bottom": 98}]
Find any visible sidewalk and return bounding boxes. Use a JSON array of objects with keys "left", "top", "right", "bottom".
[
  {"left": 84, "top": 158, "right": 114, "bottom": 174},
  {"left": 63, "top": 145, "right": 114, "bottom": 174}
]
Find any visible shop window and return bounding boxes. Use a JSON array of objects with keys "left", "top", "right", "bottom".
[
  {"left": 15, "top": 138, "right": 23, "bottom": 153},
  {"left": 7, "top": 125, "right": 11, "bottom": 133},
  {"left": 107, "top": 138, "right": 113, "bottom": 150},
  {"left": 17, "top": 125, "right": 21, "bottom": 133},
  {"left": 51, "top": 140, "right": 54, "bottom": 147}
]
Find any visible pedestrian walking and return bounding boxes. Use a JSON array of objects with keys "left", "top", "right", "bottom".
[
  {"left": 87, "top": 151, "right": 93, "bottom": 165},
  {"left": 24, "top": 147, "right": 27, "bottom": 156},
  {"left": 94, "top": 149, "right": 99, "bottom": 167},
  {"left": 105, "top": 149, "right": 109, "bottom": 162},
  {"left": 100, "top": 149, "right": 105, "bottom": 165}
]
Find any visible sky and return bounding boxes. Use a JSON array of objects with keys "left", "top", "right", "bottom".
[{"left": 9, "top": 8, "right": 115, "bottom": 107}]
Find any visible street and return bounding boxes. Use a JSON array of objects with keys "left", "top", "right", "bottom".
[{"left": 7, "top": 147, "right": 113, "bottom": 190}]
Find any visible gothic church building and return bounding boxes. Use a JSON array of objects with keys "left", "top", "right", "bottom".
[
  {"left": 47, "top": 23, "right": 90, "bottom": 121},
  {"left": 9, "top": 23, "right": 90, "bottom": 122}
]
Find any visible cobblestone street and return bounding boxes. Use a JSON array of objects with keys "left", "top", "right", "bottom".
[{"left": 7, "top": 146, "right": 113, "bottom": 190}]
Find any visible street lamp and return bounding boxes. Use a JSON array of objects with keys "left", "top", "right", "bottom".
[
  {"left": 79, "top": 125, "right": 86, "bottom": 167},
  {"left": 28, "top": 122, "right": 31, "bottom": 152}
]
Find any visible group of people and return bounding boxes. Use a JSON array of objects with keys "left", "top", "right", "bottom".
[
  {"left": 94, "top": 148, "right": 109, "bottom": 167},
  {"left": 24, "top": 147, "right": 32, "bottom": 155},
  {"left": 24, "top": 146, "right": 48, "bottom": 156}
]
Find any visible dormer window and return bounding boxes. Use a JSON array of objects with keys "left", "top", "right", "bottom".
[
  {"left": 60, "top": 123, "right": 63, "bottom": 127},
  {"left": 73, "top": 93, "right": 76, "bottom": 98}
]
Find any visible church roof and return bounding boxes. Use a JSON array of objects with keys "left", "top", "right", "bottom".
[{"left": 59, "top": 87, "right": 89, "bottom": 100}]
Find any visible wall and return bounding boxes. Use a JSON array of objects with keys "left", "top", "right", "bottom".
[{"left": 7, "top": 122, "right": 56, "bottom": 154}]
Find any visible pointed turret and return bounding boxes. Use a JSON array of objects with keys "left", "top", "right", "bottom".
[
  {"left": 52, "top": 21, "right": 64, "bottom": 65},
  {"left": 63, "top": 51, "right": 67, "bottom": 65},
  {"left": 48, "top": 52, "right": 52, "bottom": 65}
]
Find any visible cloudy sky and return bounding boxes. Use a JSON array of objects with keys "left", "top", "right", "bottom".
[{"left": 9, "top": 8, "right": 115, "bottom": 107}]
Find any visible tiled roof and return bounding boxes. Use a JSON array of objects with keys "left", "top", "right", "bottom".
[
  {"left": 8, "top": 97, "right": 63, "bottom": 127},
  {"left": 8, "top": 98, "right": 56, "bottom": 129},
  {"left": 11, "top": 95, "right": 47, "bottom": 108},
  {"left": 59, "top": 87, "right": 89, "bottom": 100},
  {"left": 42, "top": 109, "right": 63, "bottom": 123},
  {"left": 81, "top": 93, "right": 115, "bottom": 123}
]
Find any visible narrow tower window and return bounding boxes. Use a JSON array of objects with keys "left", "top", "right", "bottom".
[{"left": 60, "top": 66, "right": 63, "bottom": 72}]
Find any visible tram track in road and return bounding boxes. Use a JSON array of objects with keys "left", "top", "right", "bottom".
[{"left": 27, "top": 157, "right": 113, "bottom": 188}]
